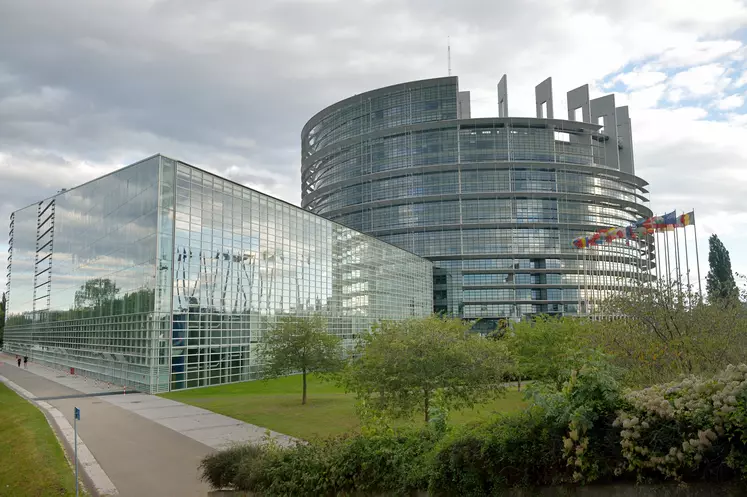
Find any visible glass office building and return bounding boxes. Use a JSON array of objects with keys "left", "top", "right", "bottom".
[
  {"left": 302, "top": 76, "right": 653, "bottom": 328},
  {"left": 4, "top": 155, "right": 432, "bottom": 393}
]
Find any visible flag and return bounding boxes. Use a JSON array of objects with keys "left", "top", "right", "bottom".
[
  {"left": 662, "top": 210, "right": 677, "bottom": 225},
  {"left": 640, "top": 216, "right": 659, "bottom": 231},
  {"left": 679, "top": 211, "right": 695, "bottom": 227},
  {"left": 634, "top": 216, "right": 651, "bottom": 227},
  {"left": 655, "top": 211, "right": 677, "bottom": 231}
]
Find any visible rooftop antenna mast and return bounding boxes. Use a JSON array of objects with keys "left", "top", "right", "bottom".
[{"left": 447, "top": 36, "right": 452, "bottom": 76}]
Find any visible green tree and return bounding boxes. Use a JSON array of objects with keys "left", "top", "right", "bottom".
[
  {"left": 259, "top": 314, "right": 343, "bottom": 405},
  {"left": 73, "top": 278, "right": 120, "bottom": 309},
  {"left": 339, "top": 315, "right": 507, "bottom": 422},
  {"left": 590, "top": 281, "right": 747, "bottom": 386},
  {"left": 706, "top": 234, "right": 739, "bottom": 305},
  {"left": 504, "top": 315, "right": 589, "bottom": 390}
]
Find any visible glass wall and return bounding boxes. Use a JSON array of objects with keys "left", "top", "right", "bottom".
[
  {"left": 5, "top": 156, "right": 161, "bottom": 391},
  {"left": 5, "top": 155, "right": 433, "bottom": 393},
  {"left": 167, "top": 161, "right": 432, "bottom": 391}
]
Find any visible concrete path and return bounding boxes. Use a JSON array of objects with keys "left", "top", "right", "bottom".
[
  {"left": 0, "top": 354, "right": 297, "bottom": 497},
  {"left": 0, "top": 355, "right": 297, "bottom": 450},
  {"left": 1, "top": 375, "right": 118, "bottom": 496},
  {"left": 1, "top": 360, "right": 212, "bottom": 497}
]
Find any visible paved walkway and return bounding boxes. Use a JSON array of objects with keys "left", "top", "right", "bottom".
[{"left": 0, "top": 354, "right": 297, "bottom": 497}]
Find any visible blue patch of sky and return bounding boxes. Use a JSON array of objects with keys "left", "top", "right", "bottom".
[
  {"left": 598, "top": 55, "right": 746, "bottom": 120},
  {"left": 732, "top": 27, "right": 747, "bottom": 42}
]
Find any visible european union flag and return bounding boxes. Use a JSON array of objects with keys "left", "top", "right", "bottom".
[
  {"left": 74, "top": 407, "right": 80, "bottom": 420},
  {"left": 662, "top": 210, "right": 677, "bottom": 226}
]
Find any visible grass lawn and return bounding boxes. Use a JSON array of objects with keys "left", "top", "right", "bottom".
[
  {"left": 162, "top": 375, "right": 527, "bottom": 440},
  {"left": 0, "top": 382, "right": 82, "bottom": 496}
]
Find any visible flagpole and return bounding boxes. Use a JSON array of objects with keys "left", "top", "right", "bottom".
[
  {"left": 646, "top": 234, "right": 653, "bottom": 290},
  {"left": 603, "top": 244, "right": 609, "bottom": 318},
  {"left": 600, "top": 243, "right": 605, "bottom": 319},
  {"left": 593, "top": 244, "right": 596, "bottom": 318},
  {"left": 576, "top": 247, "right": 581, "bottom": 316},
  {"left": 692, "top": 209, "right": 703, "bottom": 302},
  {"left": 583, "top": 248, "right": 588, "bottom": 315},
  {"left": 590, "top": 245, "right": 595, "bottom": 318},
  {"left": 682, "top": 220, "right": 692, "bottom": 307},
  {"left": 618, "top": 243, "right": 623, "bottom": 298},
  {"left": 592, "top": 245, "right": 602, "bottom": 320},
  {"left": 674, "top": 222, "right": 683, "bottom": 302},
  {"left": 664, "top": 228, "right": 672, "bottom": 297},
  {"left": 655, "top": 229, "right": 662, "bottom": 291}
]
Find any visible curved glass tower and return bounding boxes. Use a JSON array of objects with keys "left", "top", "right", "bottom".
[{"left": 302, "top": 76, "right": 653, "bottom": 326}]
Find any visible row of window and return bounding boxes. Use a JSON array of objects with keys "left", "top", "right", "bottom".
[
  {"left": 311, "top": 169, "right": 640, "bottom": 213},
  {"left": 306, "top": 83, "right": 459, "bottom": 152},
  {"left": 306, "top": 127, "right": 622, "bottom": 192},
  {"left": 462, "top": 303, "right": 575, "bottom": 318},
  {"left": 333, "top": 207, "right": 641, "bottom": 233},
  {"left": 463, "top": 288, "right": 578, "bottom": 301}
]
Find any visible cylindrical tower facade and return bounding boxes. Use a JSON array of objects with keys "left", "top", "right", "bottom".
[{"left": 302, "top": 76, "right": 653, "bottom": 326}]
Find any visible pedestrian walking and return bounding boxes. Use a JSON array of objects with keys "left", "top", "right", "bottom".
[
  {"left": 16, "top": 356, "right": 21, "bottom": 367},
  {"left": 23, "top": 356, "right": 28, "bottom": 369}
]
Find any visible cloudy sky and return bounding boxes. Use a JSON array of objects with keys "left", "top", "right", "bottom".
[{"left": 1, "top": 0, "right": 746, "bottom": 291}]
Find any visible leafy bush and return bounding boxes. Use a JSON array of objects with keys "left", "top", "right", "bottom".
[
  {"left": 200, "top": 426, "right": 441, "bottom": 496},
  {"left": 200, "top": 363, "right": 747, "bottom": 495},
  {"left": 430, "top": 352, "right": 625, "bottom": 495},
  {"left": 527, "top": 350, "right": 625, "bottom": 483},
  {"left": 199, "top": 444, "right": 267, "bottom": 490},
  {"left": 428, "top": 407, "right": 567, "bottom": 496}
]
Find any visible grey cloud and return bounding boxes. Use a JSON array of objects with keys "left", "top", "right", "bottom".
[
  {"left": 222, "top": 169, "right": 279, "bottom": 190},
  {"left": 1, "top": 0, "right": 746, "bottom": 280}
]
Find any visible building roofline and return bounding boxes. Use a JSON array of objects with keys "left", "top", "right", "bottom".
[
  {"left": 11, "top": 154, "right": 162, "bottom": 216},
  {"left": 160, "top": 156, "right": 434, "bottom": 262},
  {"left": 11, "top": 153, "right": 432, "bottom": 263},
  {"left": 302, "top": 116, "right": 606, "bottom": 164},
  {"left": 302, "top": 76, "right": 459, "bottom": 137}
]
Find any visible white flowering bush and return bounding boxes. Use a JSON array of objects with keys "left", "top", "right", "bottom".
[{"left": 614, "top": 364, "right": 747, "bottom": 481}]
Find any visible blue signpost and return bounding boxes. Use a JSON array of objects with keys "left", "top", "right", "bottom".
[{"left": 74, "top": 407, "right": 80, "bottom": 497}]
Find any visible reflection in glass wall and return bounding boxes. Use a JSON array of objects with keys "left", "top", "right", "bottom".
[
  {"left": 5, "top": 156, "right": 161, "bottom": 391},
  {"left": 167, "top": 161, "right": 432, "bottom": 391},
  {"left": 5, "top": 155, "right": 433, "bottom": 393}
]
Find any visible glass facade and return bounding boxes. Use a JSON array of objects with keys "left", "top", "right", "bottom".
[
  {"left": 302, "top": 77, "right": 653, "bottom": 326},
  {"left": 4, "top": 155, "right": 432, "bottom": 393}
]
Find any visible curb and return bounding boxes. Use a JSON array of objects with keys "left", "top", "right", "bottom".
[{"left": 0, "top": 375, "right": 118, "bottom": 496}]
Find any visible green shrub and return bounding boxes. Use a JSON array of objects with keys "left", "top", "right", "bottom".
[
  {"left": 328, "top": 429, "right": 439, "bottom": 494},
  {"left": 527, "top": 350, "right": 625, "bottom": 483},
  {"left": 428, "top": 407, "right": 567, "bottom": 496},
  {"left": 200, "top": 426, "right": 441, "bottom": 496},
  {"left": 429, "top": 353, "right": 625, "bottom": 495},
  {"left": 200, "top": 444, "right": 266, "bottom": 489},
  {"left": 199, "top": 364, "right": 747, "bottom": 495}
]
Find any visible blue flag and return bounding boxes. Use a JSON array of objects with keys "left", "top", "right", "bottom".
[
  {"left": 74, "top": 407, "right": 80, "bottom": 420},
  {"left": 662, "top": 210, "right": 677, "bottom": 226}
]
